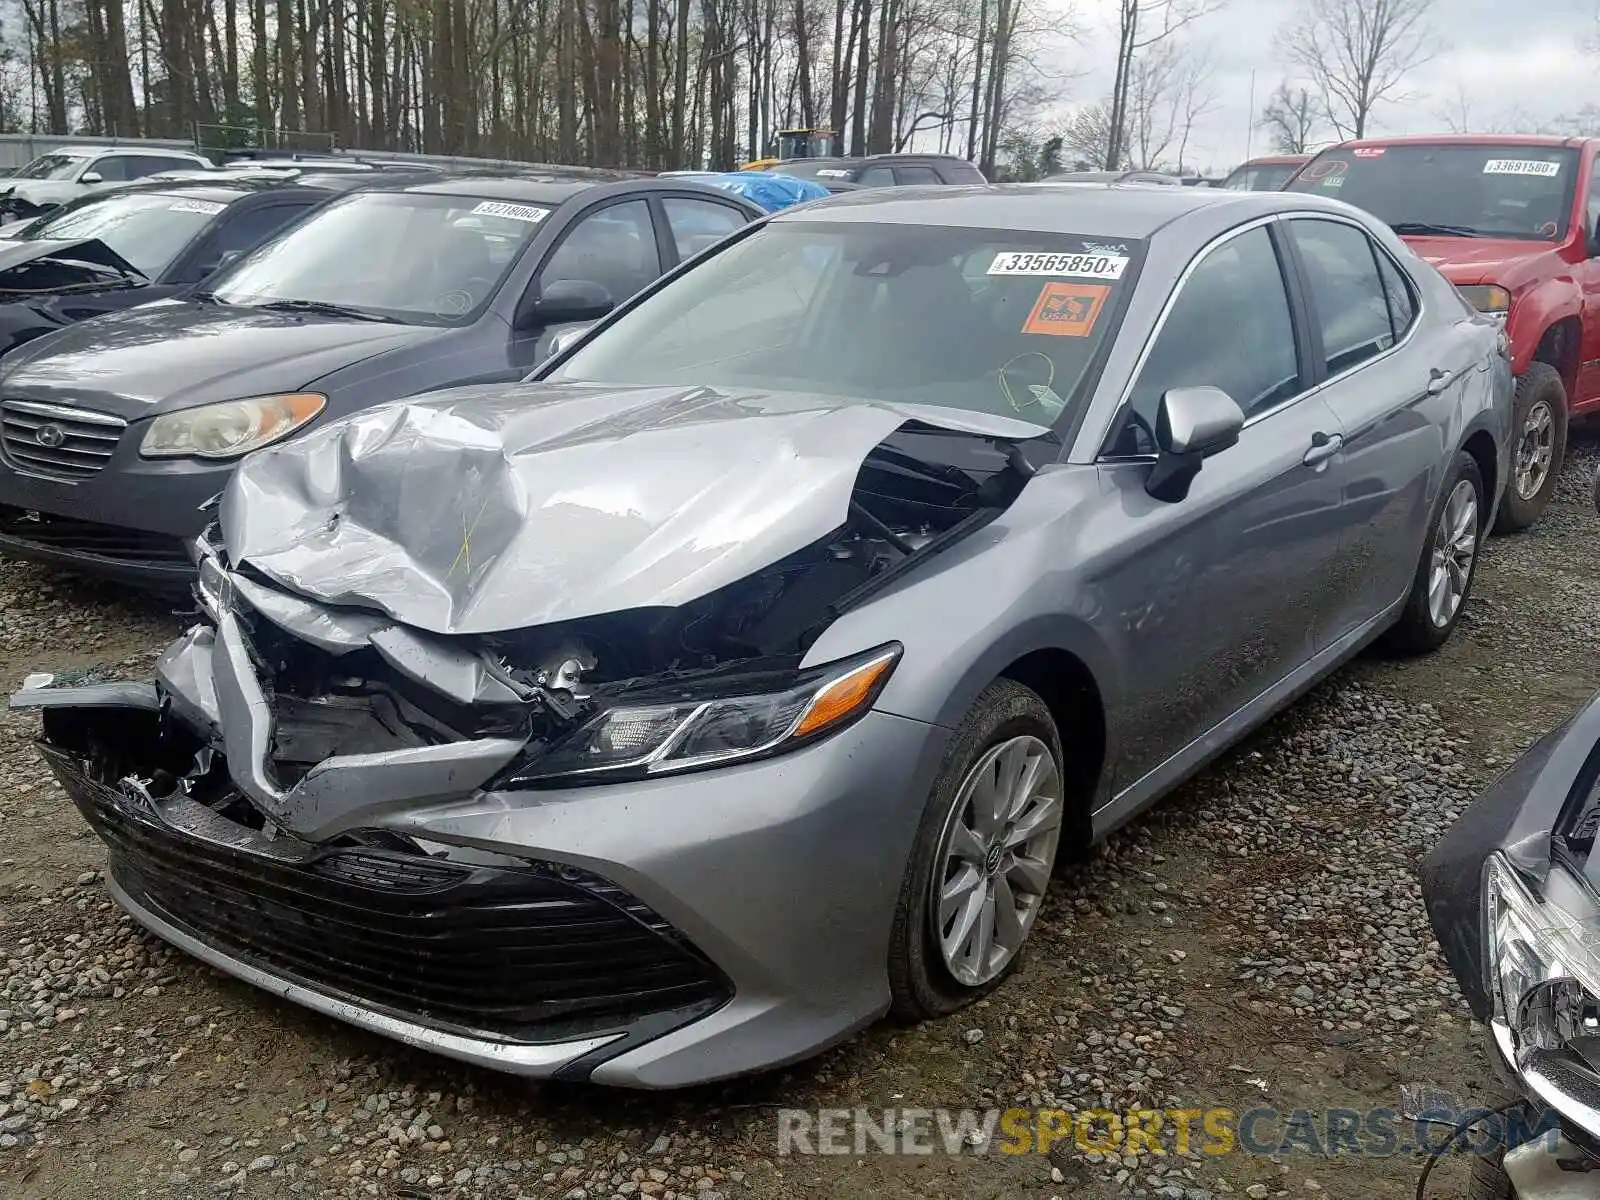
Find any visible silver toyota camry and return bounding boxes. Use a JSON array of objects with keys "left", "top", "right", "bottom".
[{"left": 14, "top": 183, "right": 1512, "bottom": 1088}]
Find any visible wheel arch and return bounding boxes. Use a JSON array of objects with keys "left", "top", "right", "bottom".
[
  {"left": 996, "top": 646, "right": 1106, "bottom": 847},
  {"left": 1531, "top": 315, "right": 1582, "bottom": 398},
  {"left": 1461, "top": 427, "right": 1499, "bottom": 528}
]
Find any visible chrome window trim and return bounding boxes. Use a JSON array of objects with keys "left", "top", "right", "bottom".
[{"left": 1094, "top": 208, "right": 1425, "bottom": 461}]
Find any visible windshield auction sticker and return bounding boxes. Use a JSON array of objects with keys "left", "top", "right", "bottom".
[
  {"left": 168, "top": 199, "right": 226, "bottom": 215},
  {"left": 1022, "top": 282, "right": 1110, "bottom": 337},
  {"left": 1483, "top": 159, "right": 1561, "bottom": 177},
  {"left": 470, "top": 200, "right": 548, "bottom": 223},
  {"left": 989, "top": 250, "right": 1128, "bottom": 279}
]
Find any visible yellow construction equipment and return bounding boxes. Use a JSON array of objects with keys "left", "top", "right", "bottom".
[{"left": 741, "top": 129, "right": 839, "bottom": 171}]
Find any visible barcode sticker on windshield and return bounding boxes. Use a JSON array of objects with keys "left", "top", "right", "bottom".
[
  {"left": 470, "top": 200, "right": 548, "bottom": 223},
  {"left": 1483, "top": 159, "right": 1561, "bottom": 177},
  {"left": 988, "top": 251, "right": 1129, "bottom": 279},
  {"left": 168, "top": 199, "right": 226, "bottom": 215}
]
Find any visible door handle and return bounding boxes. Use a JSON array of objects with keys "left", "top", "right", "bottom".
[
  {"left": 1303, "top": 431, "right": 1343, "bottom": 466},
  {"left": 1426, "top": 366, "right": 1458, "bottom": 395}
]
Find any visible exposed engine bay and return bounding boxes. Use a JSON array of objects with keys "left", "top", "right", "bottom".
[{"left": 201, "top": 422, "right": 1045, "bottom": 793}]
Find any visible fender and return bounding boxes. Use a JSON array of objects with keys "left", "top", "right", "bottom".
[{"left": 1504, "top": 276, "right": 1580, "bottom": 378}]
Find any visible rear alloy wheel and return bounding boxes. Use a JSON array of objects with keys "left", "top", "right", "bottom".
[
  {"left": 1384, "top": 449, "right": 1484, "bottom": 654},
  {"left": 1493, "top": 360, "right": 1568, "bottom": 534},
  {"left": 888, "top": 679, "right": 1065, "bottom": 1019}
]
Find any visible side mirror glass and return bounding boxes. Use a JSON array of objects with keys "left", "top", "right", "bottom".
[
  {"left": 1145, "top": 385, "right": 1245, "bottom": 503},
  {"left": 519, "top": 278, "right": 614, "bottom": 330},
  {"left": 79, "top": 171, "right": 103, "bottom": 185},
  {"left": 547, "top": 322, "right": 597, "bottom": 358}
]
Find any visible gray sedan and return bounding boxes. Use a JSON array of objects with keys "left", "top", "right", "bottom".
[{"left": 14, "top": 184, "right": 1512, "bottom": 1088}]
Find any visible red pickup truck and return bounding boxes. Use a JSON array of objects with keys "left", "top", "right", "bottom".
[{"left": 1287, "top": 134, "right": 1596, "bottom": 532}]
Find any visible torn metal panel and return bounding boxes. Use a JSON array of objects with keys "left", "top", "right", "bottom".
[
  {"left": 220, "top": 382, "right": 1050, "bottom": 636},
  {"left": 230, "top": 574, "right": 385, "bottom": 654},
  {"left": 208, "top": 609, "right": 524, "bottom": 840},
  {"left": 155, "top": 625, "right": 220, "bottom": 734}
]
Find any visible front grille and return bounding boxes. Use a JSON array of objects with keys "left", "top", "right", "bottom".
[
  {"left": 1, "top": 400, "right": 126, "bottom": 478},
  {"left": 42, "top": 744, "right": 730, "bottom": 1043},
  {"left": 0, "top": 505, "right": 190, "bottom": 564}
]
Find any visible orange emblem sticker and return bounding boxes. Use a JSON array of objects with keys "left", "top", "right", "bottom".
[{"left": 1022, "top": 282, "right": 1110, "bottom": 337}]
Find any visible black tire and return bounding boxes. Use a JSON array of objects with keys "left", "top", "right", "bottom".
[
  {"left": 887, "top": 678, "right": 1064, "bottom": 1020},
  {"left": 1384, "top": 450, "right": 1485, "bottom": 654},
  {"left": 1493, "top": 360, "right": 1568, "bottom": 534}
]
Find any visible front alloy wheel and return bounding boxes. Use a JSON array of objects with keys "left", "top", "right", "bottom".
[
  {"left": 930, "top": 735, "right": 1062, "bottom": 987},
  {"left": 887, "top": 678, "right": 1066, "bottom": 1019},
  {"left": 1513, "top": 398, "right": 1555, "bottom": 502}
]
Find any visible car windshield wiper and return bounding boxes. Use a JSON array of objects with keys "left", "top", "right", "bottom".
[
  {"left": 1388, "top": 221, "right": 1491, "bottom": 238},
  {"left": 251, "top": 298, "right": 396, "bottom": 322}
]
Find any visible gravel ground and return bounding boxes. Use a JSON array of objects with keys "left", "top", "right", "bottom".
[{"left": 3, "top": 437, "right": 1600, "bottom": 1200}]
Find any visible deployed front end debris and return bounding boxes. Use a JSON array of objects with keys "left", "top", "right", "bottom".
[{"left": 12, "top": 383, "right": 1051, "bottom": 1066}]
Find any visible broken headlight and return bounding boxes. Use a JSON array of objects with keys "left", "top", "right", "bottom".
[
  {"left": 140, "top": 393, "right": 326, "bottom": 460},
  {"left": 504, "top": 643, "right": 901, "bottom": 786},
  {"left": 1486, "top": 852, "right": 1600, "bottom": 1135}
]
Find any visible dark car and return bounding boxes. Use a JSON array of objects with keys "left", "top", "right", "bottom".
[
  {"left": 0, "top": 174, "right": 385, "bottom": 358},
  {"left": 770, "top": 153, "right": 986, "bottom": 187},
  {"left": 0, "top": 171, "right": 766, "bottom": 586}
]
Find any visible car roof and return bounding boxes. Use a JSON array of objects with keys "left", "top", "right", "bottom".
[
  {"left": 771, "top": 181, "right": 1316, "bottom": 238},
  {"left": 1326, "top": 133, "right": 1596, "bottom": 151},
  {"left": 51, "top": 145, "right": 204, "bottom": 158},
  {"left": 1238, "top": 155, "right": 1309, "bottom": 166},
  {"left": 385, "top": 170, "right": 711, "bottom": 203}
]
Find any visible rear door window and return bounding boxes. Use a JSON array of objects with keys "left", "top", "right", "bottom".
[
  {"left": 661, "top": 197, "right": 748, "bottom": 263},
  {"left": 1288, "top": 218, "right": 1399, "bottom": 375},
  {"left": 857, "top": 167, "right": 896, "bottom": 187},
  {"left": 894, "top": 166, "right": 941, "bottom": 185}
]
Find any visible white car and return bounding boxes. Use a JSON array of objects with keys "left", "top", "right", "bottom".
[{"left": 0, "top": 146, "right": 213, "bottom": 218}]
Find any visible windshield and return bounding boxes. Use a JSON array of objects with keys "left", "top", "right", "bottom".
[
  {"left": 23, "top": 191, "right": 234, "bottom": 277},
  {"left": 551, "top": 221, "right": 1140, "bottom": 424},
  {"left": 1288, "top": 144, "right": 1579, "bottom": 240},
  {"left": 206, "top": 191, "right": 547, "bottom": 323},
  {"left": 14, "top": 153, "right": 86, "bottom": 181},
  {"left": 1223, "top": 162, "right": 1300, "bottom": 191}
]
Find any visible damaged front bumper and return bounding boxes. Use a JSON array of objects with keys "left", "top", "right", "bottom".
[
  {"left": 16, "top": 601, "right": 949, "bottom": 1088},
  {"left": 1421, "top": 692, "right": 1600, "bottom": 1192}
]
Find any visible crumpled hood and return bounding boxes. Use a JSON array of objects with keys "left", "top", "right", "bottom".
[
  {"left": 1402, "top": 236, "right": 1566, "bottom": 289},
  {"left": 221, "top": 381, "right": 1052, "bottom": 636},
  {"left": 0, "top": 235, "right": 141, "bottom": 281},
  {"left": 0, "top": 302, "right": 442, "bottom": 420}
]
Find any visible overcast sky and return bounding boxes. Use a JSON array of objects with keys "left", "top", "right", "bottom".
[{"left": 1036, "top": 0, "right": 1600, "bottom": 173}]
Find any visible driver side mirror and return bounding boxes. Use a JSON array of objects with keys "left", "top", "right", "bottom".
[
  {"left": 516, "top": 278, "right": 614, "bottom": 330},
  {"left": 79, "top": 171, "right": 103, "bottom": 185},
  {"left": 1145, "top": 385, "right": 1245, "bottom": 503}
]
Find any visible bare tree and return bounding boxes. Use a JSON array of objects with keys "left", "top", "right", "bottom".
[
  {"left": 1103, "top": 0, "right": 1223, "bottom": 169},
  {"left": 1123, "top": 39, "right": 1216, "bottom": 171},
  {"left": 1258, "top": 79, "right": 1319, "bottom": 153},
  {"left": 1062, "top": 101, "right": 1115, "bottom": 167},
  {"left": 1277, "top": 0, "right": 1436, "bottom": 140}
]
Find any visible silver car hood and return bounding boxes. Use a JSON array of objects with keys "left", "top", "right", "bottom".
[{"left": 221, "top": 381, "right": 1051, "bottom": 636}]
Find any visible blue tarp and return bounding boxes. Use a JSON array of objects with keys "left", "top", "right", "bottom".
[{"left": 671, "top": 170, "right": 831, "bottom": 211}]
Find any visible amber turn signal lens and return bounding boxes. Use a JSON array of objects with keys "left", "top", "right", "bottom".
[{"left": 793, "top": 649, "right": 899, "bottom": 738}]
